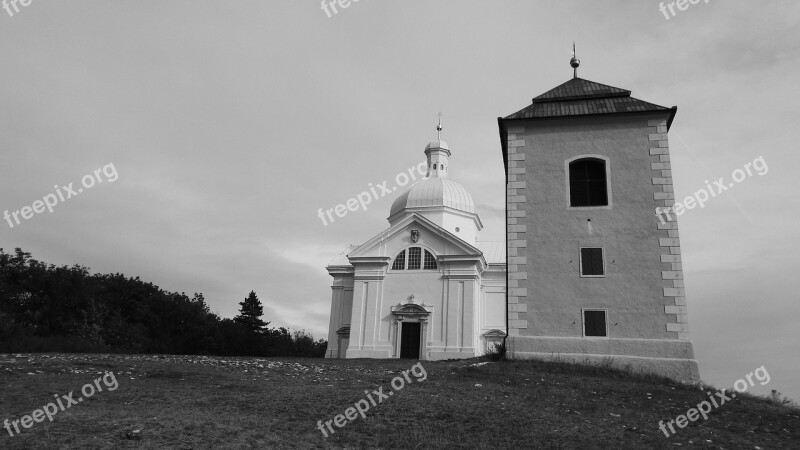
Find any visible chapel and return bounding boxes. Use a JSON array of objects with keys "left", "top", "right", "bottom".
[{"left": 324, "top": 138, "right": 506, "bottom": 360}]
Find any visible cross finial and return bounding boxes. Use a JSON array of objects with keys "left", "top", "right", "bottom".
[{"left": 436, "top": 112, "right": 443, "bottom": 140}]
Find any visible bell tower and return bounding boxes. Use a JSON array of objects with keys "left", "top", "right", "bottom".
[{"left": 497, "top": 51, "right": 700, "bottom": 383}]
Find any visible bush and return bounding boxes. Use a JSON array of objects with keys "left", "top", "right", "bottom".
[{"left": 485, "top": 341, "right": 506, "bottom": 361}]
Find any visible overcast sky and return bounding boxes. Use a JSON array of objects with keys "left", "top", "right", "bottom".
[{"left": 1, "top": 1, "right": 798, "bottom": 401}]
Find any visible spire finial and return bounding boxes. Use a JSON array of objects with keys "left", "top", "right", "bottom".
[
  {"left": 436, "top": 112, "right": 443, "bottom": 140},
  {"left": 570, "top": 42, "right": 580, "bottom": 79}
]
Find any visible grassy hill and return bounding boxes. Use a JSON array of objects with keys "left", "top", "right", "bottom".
[{"left": 1, "top": 354, "right": 798, "bottom": 449}]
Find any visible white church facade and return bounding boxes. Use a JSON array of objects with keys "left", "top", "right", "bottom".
[{"left": 324, "top": 139, "right": 507, "bottom": 360}]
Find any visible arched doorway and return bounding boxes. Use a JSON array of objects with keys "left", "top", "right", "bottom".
[
  {"left": 391, "top": 302, "right": 431, "bottom": 360},
  {"left": 336, "top": 326, "right": 350, "bottom": 359},
  {"left": 400, "top": 322, "right": 421, "bottom": 358}
]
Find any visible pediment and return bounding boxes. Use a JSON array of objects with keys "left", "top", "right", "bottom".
[
  {"left": 347, "top": 213, "right": 483, "bottom": 261},
  {"left": 482, "top": 329, "right": 507, "bottom": 338},
  {"left": 393, "top": 303, "right": 429, "bottom": 315}
]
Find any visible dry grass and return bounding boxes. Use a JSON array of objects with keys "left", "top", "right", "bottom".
[{"left": 1, "top": 353, "right": 798, "bottom": 449}]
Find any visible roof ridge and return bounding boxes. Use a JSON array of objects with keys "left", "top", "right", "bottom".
[
  {"left": 502, "top": 77, "right": 671, "bottom": 121},
  {"left": 532, "top": 77, "right": 631, "bottom": 103}
]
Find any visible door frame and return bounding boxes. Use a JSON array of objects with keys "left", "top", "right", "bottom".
[
  {"left": 391, "top": 303, "right": 430, "bottom": 360},
  {"left": 399, "top": 321, "right": 422, "bottom": 359}
]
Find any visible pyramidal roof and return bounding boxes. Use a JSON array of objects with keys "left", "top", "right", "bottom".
[
  {"left": 532, "top": 78, "right": 631, "bottom": 102},
  {"left": 504, "top": 77, "right": 673, "bottom": 121}
]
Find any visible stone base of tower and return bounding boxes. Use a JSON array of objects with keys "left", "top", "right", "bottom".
[{"left": 506, "top": 336, "right": 700, "bottom": 384}]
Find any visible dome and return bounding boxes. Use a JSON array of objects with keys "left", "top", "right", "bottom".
[
  {"left": 387, "top": 136, "right": 482, "bottom": 241},
  {"left": 425, "top": 139, "right": 450, "bottom": 153},
  {"left": 389, "top": 177, "right": 477, "bottom": 218}
]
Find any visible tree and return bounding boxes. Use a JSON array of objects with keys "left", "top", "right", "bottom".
[
  {"left": 0, "top": 249, "right": 334, "bottom": 357},
  {"left": 233, "top": 291, "right": 268, "bottom": 334}
]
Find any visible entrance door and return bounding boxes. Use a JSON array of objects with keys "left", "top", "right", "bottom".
[
  {"left": 400, "top": 322, "right": 421, "bottom": 359},
  {"left": 337, "top": 337, "right": 349, "bottom": 359}
]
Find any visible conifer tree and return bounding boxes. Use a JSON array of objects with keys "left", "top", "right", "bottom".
[{"left": 233, "top": 291, "right": 268, "bottom": 333}]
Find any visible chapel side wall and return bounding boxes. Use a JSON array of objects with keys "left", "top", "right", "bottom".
[
  {"left": 506, "top": 113, "right": 688, "bottom": 341},
  {"left": 324, "top": 284, "right": 340, "bottom": 358},
  {"left": 324, "top": 272, "right": 353, "bottom": 358},
  {"left": 347, "top": 277, "right": 382, "bottom": 357},
  {"left": 481, "top": 266, "right": 507, "bottom": 342},
  {"left": 440, "top": 273, "right": 478, "bottom": 356}
]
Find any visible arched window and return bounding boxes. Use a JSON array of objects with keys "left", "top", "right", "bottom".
[
  {"left": 423, "top": 250, "right": 437, "bottom": 270},
  {"left": 391, "top": 248, "right": 438, "bottom": 271},
  {"left": 569, "top": 158, "right": 608, "bottom": 207},
  {"left": 408, "top": 247, "right": 421, "bottom": 270},
  {"left": 391, "top": 250, "right": 406, "bottom": 270}
]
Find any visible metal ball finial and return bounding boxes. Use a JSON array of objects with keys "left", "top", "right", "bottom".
[{"left": 570, "top": 42, "right": 580, "bottom": 78}]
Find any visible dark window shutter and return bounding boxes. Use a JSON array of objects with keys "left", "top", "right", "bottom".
[
  {"left": 580, "top": 248, "right": 592, "bottom": 274},
  {"left": 569, "top": 162, "right": 589, "bottom": 207},
  {"left": 591, "top": 248, "right": 604, "bottom": 275},
  {"left": 581, "top": 248, "right": 604, "bottom": 276},
  {"left": 570, "top": 180, "right": 589, "bottom": 206},
  {"left": 569, "top": 159, "right": 608, "bottom": 207},
  {"left": 584, "top": 310, "right": 607, "bottom": 337}
]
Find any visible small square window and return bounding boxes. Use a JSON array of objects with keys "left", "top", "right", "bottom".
[
  {"left": 580, "top": 247, "right": 604, "bottom": 277},
  {"left": 583, "top": 310, "right": 607, "bottom": 337}
]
